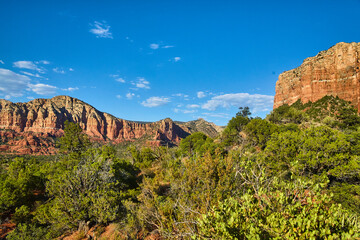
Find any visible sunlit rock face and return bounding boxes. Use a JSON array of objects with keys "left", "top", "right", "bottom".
[
  {"left": 274, "top": 42, "right": 360, "bottom": 111},
  {"left": 0, "top": 96, "right": 222, "bottom": 154}
]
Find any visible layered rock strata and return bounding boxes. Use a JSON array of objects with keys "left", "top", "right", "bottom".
[
  {"left": 274, "top": 42, "right": 360, "bottom": 111},
  {"left": 0, "top": 96, "right": 221, "bottom": 154}
]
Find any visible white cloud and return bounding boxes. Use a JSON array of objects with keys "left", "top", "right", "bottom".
[
  {"left": 197, "top": 91, "right": 206, "bottom": 98},
  {"left": 20, "top": 71, "right": 44, "bottom": 78},
  {"left": 0, "top": 68, "right": 31, "bottom": 97},
  {"left": 116, "top": 77, "right": 125, "bottom": 83},
  {"left": 62, "top": 87, "right": 79, "bottom": 91},
  {"left": 13, "top": 61, "right": 44, "bottom": 72},
  {"left": 202, "top": 93, "right": 274, "bottom": 113},
  {"left": 162, "top": 45, "right": 174, "bottom": 49},
  {"left": 27, "top": 96, "right": 34, "bottom": 100},
  {"left": 0, "top": 60, "right": 4, "bottom": 64},
  {"left": 202, "top": 112, "right": 230, "bottom": 118},
  {"left": 28, "top": 83, "right": 57, "bottom": 95},
  {"left": 5, "top": 95, "right": 10, "bottom": 100},
  {"left": 53, "top": 67, "right": 65, "bottom": 74},
  {"left": 141, "top": 96, "right": 170, "bottom": 107},
  {"left": 116, "top": 94, "right": 121, "bottom": 99},
  {"left": 89, "top": 21, "right": 113, "bottom": 39},
  {"left": 125, "top": 36, "right": 134, "bottom": 43},
  {"left": 150, "top": 43, "right": 159, "bottom": 49},
  {"left": 183, "top": 109, "right": 196, "bottom": 114},
  {"left": 69, "top": 68, "right": 74, "bottom": 71},
  {"left": 110, "top": 74, "right": 125, "bottom": 83},
  {"left": 37, "top": 60, "right": 50, "bottom": 65},
  {"left": 172, "top": 93, "right": 189, "bottom": 98},
  {"left": 173, "top": 57, "right": 181, "bottom": 62},
  {"left": 187, "top": 104, "right": 200, "bottom": 109},
  {"left": 133, "top": 77, "right": 150, "bottom": 89},
  {"left": 126, "top": 92, "right": 135, "bottom": 99},
  {"left": 173, "top": 107, "right": 198, "bottom": 114}
]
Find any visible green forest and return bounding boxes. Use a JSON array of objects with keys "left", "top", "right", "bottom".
[{"left": 1, "top": 95, "right": 360, "bottom": 239}]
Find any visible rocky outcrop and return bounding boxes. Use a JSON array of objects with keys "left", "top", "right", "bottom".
[
  {"left": 0, "top": 96, "right": 221, "bottom": 154},
  {"left": 176, "top": 118, "right": 224, "bottom": 139},
  {"left": 274, "top": 42, "right": 360, "bottom": 111}
]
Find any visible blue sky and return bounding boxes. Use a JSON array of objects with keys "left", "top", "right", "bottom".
[{"left": 1, "top": 0, "right": 360, "bottom": 125}]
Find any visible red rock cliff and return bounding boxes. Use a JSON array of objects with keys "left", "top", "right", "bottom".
[
  {"left": 274, "top": 42, "right": 360, "bottom": 111},
  {"left": 0, "top": 96, "right": 221, "bottom": 154}
]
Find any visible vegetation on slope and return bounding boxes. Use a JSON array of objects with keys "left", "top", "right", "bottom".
[{"left": 1, "top": 96, "right": 360, "bottom": 239}]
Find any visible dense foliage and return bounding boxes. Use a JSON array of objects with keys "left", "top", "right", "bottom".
[{"left": 1, "top": 96, "right": 360, "bottom": 239}]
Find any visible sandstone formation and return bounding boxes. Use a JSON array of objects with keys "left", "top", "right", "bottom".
[
  {"left": 274, "top": 42, "right": 360, "bottom": 111},
  {"left": 0, "top": 96, "right": 222, "bottom": 155}
]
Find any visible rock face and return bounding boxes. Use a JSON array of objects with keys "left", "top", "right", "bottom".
[
  {"left": 274, "top": 42, "right": 360, "bottom": 111},
  {"left": 0, "top": 96, "right": 222, "bottom": 155}
]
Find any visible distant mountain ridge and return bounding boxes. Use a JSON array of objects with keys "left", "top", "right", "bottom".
[{"left": 0, "top": 96, "right": 223, "bottom": 155}]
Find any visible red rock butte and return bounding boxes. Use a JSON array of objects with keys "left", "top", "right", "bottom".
[
  {"left": 274, "top": 42, "right": 360, "bottom": 111},
  {"left": 0, "top": 96, "right": 222, "bottom": 155}
]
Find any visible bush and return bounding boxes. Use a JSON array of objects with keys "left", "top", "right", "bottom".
[
  {"left": 196, "top": 179, "right": 360, "bottom": 239},
  {"left": 221, "top": 116, "right": 250, "bottom": 146},
  {"left": 179, "top": 132, "right": 216, "bottom": 156},
  {"left": 13, "top": 205, "right": 31, "bottom": 224},
  {"left": 6, "top": 223, "right": 55, "bottom": 240}
]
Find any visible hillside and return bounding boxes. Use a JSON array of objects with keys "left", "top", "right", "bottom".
[{"left": 0, "top": 96, "right": 222, "bottom": 154}]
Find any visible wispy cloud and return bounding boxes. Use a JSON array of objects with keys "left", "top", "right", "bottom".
[
  {"left": 197, "top": 91, "right": 206, "bottom": 98},
  {"left": 53, "top": 67, "right": 65, "bottom": 74},
  {"left": 28, "top": 83, "right": 57, "bottom": 95},
  {"left": 89, "top": 21, "right": 113, "bottom": 39},
  {"left": 110, "top": 74, "right": 126, "bottom": 83},
  {"left": 69, "top": 68, "right": 74, "bottom": 72},
  {"left": 0, "top": 68, "right": 31, "bottom": 97},
  {"left": 13, "top": 61, "right": 44, "bottom": 72},
  {"left": 37, "top": 60, "right": 50, "bottom": 65},
  {"left": 20, "top": 71, "right": 44, "bottom": 78},
  {"left": 125, "top": 36, "right": 134, "bottom": 43},
  {"left": 150, "top": 43, "right": 159, "bottom": 49},
  {"left": 202, "top": 112, "right": 230, "bottom": 118},
  {"left": 141, "top": 96, "right": 170, "bottom": 107},
  {"left": 172, "top": 93, "right": 189, "bottom": 98},
  {"left": 0, "top": 68, "right": 59, "bottom": 98},
  {"left": 183, "top": 109, "right": 196, "bottom": 114},
  {"left": 172, "top": 57, "right": 181, "bottom": 62},
  {"left": 132, "top": 77, "right": 150, "bottom": 89},
  {"left": 187, "top": 104, "right": 200, "bottom": 109},
  {"left": 150, "top": 43, "right": 174, "bottom": 49},
  {"left": 202, "top": 93, "right": 274, "bottom": 113},
  {"left": 62, "top": 87, "right": 79, "bottom": 91},
  {"left": 126, "top": 92, "right": 135, "bottom": 99},
  {"left": 116, "top": 78, "right": 125, "bottom": 83},
  {"left": 0, "top": 60, "right": 4, "bottom": 64},
  {"left": 173, "top": 108, "right": 197, "bottom": 114},
  {"left": 116, "top": 94, "right": 121, "bottom": 99}
]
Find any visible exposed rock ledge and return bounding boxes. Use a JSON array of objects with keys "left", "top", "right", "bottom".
[{"left": 274, "top": 42, "right": 360, "bottom": 111}]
